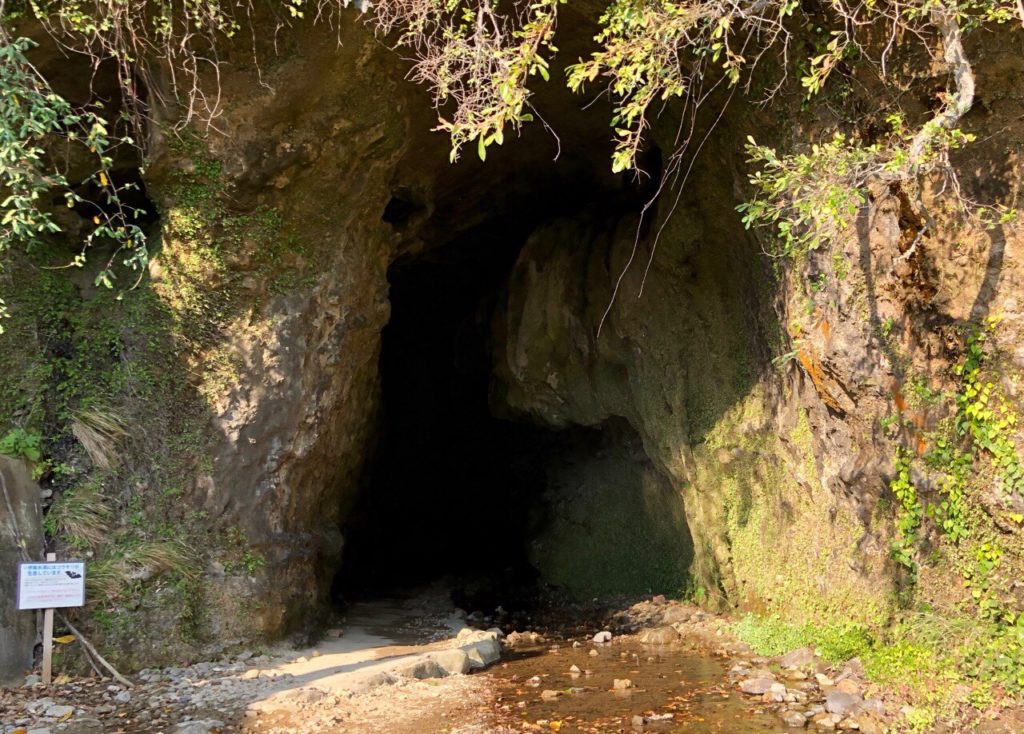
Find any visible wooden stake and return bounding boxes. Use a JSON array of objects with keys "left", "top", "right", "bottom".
[{"left": 42, "top": 552, "right": 55, "bottom": 686}]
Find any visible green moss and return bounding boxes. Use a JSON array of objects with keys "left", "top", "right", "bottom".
[
  {"left": 529, "top": 440, "right": 693, "bottom": 599},
  {"left": 733, "top": 614, "right": 872, "bottom": 664},
  {"left": 0, "top": 129, "right": 317, "bottom": 665}
]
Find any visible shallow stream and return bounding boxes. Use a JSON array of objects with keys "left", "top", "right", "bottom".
[{"left": 485, "top": 640, "right": 790, "bottom": 733}]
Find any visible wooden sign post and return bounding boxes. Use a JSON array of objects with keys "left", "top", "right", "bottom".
[
  {"left": 17, "top": 554, "right": 86, "bottom": 685},
  {"left": 42, "top": 553, "right": 55, "bottom": 685}
]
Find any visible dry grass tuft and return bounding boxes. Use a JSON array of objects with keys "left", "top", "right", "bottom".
[
  {"left": 86, "top": 540, "right": 201, "bottom": 603},
  {"left": 71, "top": 407, "right": 128, "bottom": 471},
  {"left": 48, "top": 481, "right": 112, "bottom": 550}
]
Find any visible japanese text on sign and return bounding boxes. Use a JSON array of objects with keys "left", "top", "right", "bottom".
[{"left": 17, "top": 562, "right": 86, "bottom": 610}]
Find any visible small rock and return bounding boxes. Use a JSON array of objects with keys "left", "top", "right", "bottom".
[
  {"left": 652, "top": 595, "right": 667, "bottom": 605},
  {"left": 815, "top": 673, "right": 835, "bottom": 687},
  {"left": 593, "top": 631, "right": 613, "bottom": 643},
  {"left": 825, "top": 691, "right": 862, "bottom": 717},
  {"left": 28, "top": 728, "right": 52, "bottom": 734},
  {"left": 632, "top": 714, "right": 646, "bottom": 728},
  {"left": 639, "top": 626, "right": 681, "bottom": 645},
  {"left": 540, "top": 690, "right": 562, "bottom": 700},
  {"left": 835, "top": 678, "right": 860, "bottom": 696},
  {"left": 659, "top": 606, "right": 694, "bottom": 625},
  {"left": 23, "top": 675, "right": 40, "bottom": 686},
  {"left": 43, "top": 704, "right": 74, "bottom": 718},
  {"left": 780, "top": 647, "right": 817, "bottom": 669},
  {"left": 855, "top": 714, "right": 884, "bottom": 734},
  {"left": 589, "top": 649, "right": 599, "bottom": 657},
  {"left": 613, "top": 678, "right": 633, "bottom": 690},
  {"left": 114, "top": 691, "right": 131, "bottom": 704},
  {"left": 858, "top": 698, "right": 884, "bottom": 717},
  {"left": 782, "top": 710, "right": 808, "bottom": 728},
  {"left": 171, "top": 720, "right": 225, "bottom": 734},
  {"left": 740, "top": 677, "right": 776, "bottom": 695},
  {"left": 812, "top": 713, "right": 842, "bottom": 730},
  {"left": 569, "top": 665, "right": 581, "bottom": 674}
]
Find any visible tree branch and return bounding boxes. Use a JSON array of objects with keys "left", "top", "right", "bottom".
[{"left": 908, "top": 4, "right": 975, "bottom": 170}]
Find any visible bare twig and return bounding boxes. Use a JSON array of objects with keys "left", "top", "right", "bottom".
[{"left": 57, "top": 615, "right": 134, "bottom": 688}]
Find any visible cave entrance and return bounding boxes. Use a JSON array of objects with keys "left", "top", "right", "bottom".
[
  {"left": 335, "top": 212, "right": 552, "bottom": 611},
  {"left": 335, "top": 73, "right": 694, "bottom": 615},
  {"left": 336, "top": 204, "right": 696, "bottom": 615}
]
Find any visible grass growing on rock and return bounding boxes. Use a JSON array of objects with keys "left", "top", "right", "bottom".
[
  {"left": 734, "top": 609, "right": 1024, "bottom": 730},
  {"left": 732, "top": 614, "right": 872, "bottom": 664}
]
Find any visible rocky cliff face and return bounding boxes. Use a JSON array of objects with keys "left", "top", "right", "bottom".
[
  {"left": 3, "top": 10, "right": 1023, "bottom": 675},
  {"left": 0, "top": 458, "right": 43, "bottom": 685},
  {"left": 144, "top": 20, "right": 418, "bottom": 638}
]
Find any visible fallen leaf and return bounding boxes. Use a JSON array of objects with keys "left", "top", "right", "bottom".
[{"left": 54, "top": 635, "right": 76, "bottom": 644}]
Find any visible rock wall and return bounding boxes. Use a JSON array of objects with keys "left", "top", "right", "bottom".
[
  {"left": 143, "top": 19, "right": 416, "bottom": 637},
  {"left": 3, "top": 10, "right": 1023, "bottom": 668},
  {"left": 491, "top": 33, "right": 1024, "bottom": 626},
  {"left": 0, "top": 458, "right": 43, "bottom": 685},
  {"left": 526, "top": 423, "right": 694, "bottom": 598}
]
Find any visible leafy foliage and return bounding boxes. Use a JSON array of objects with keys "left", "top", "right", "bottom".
[
  {"left": 890, "top": 446, "right": 923, "bottom": 574},
  {"left": 0, "top": 33, "right": 147, "bottom": 327},
  {"left": 738, "top": 134, "right": 876, "bottom": 257},
  {"left": 733, "top": 614, "right": 873, "bottom": 664},
  {"left": 0, "top": 426, "right": 41, "bottom": 461}
]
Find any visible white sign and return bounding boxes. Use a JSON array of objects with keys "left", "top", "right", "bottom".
[{"left": 17, "top": 561, "right": 86, "bottom": 610}]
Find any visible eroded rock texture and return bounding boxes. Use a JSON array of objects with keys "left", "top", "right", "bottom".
[
  {"left": 4, "top": 12, "right": 1023, "bottom": 667},
  {"left": 0, "top": 458, "right": 43, "bottom": 685}
]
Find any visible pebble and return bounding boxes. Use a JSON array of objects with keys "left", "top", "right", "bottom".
[
  {"left": 782, "top": 710, "right": 808, "bottom": 728},
  {"left": 171, "top": 719, "right": 225, "bottom": 734},
  {"left": 592, "top": 631, "right": 612, "bottom": 643},
  {"left": 569, "top": 665, "right": 581, "bottom": 674},
  {"left": 612, "top": 678, "right": 633, "bottom": 690},
  {"left": 740, "top": 676, "right": 776, "bottom": 695},
  {"left": 638, "top": 626, "right": 681, "bottom": 645},
  {"left": 589, "top": 649, "right": 599, "bottom": 657},
  {"left": 43, "top": 704, "right": 73, "bottom": 718},
  {"left": 835, "top": 678, "right": 860, "bottom": 695},
  {"left": 780, "top": 647, "right": 817, "bottom": 669},
  {"left": 540, "top": 690, "right": 562, "bottom": 700},
  {"left": 815, "top": 673, "right": 834, "bottom": 687},
  {"left": 114, "top": 691, "right": 132, "bottom": 704},
  {"left": 825, "top": 691, "right": 862, "bottom": 717}
]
